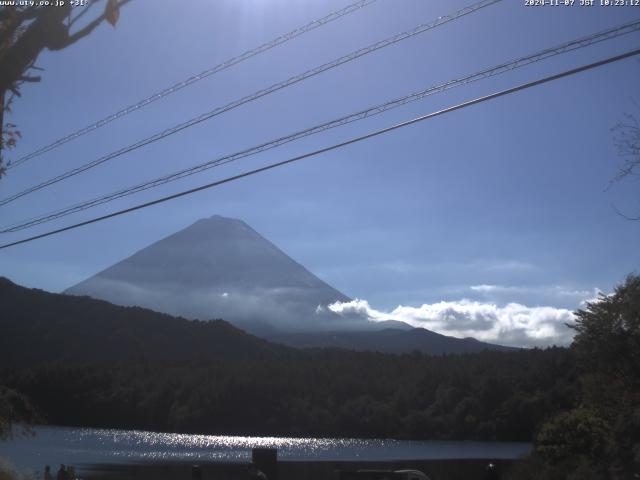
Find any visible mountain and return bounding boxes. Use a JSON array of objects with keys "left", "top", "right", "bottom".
[
  {"left": 64, "top": 215, "right": 513, "bottom": 354},
  {"left": 0, "top": 277, "right": 510, "bottom": 369},
  {"left": 271, "top": 328, "right": 514, "bottom": 354},
  {"left": 0, "top": 277, "right": 283, "bottom": 368},
  {"left": 65, "top": 215, "right": 352, "bottom": 333}
]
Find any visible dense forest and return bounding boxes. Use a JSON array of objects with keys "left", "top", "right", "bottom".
[
  {"left": 1, "top": 275, "right": 638, "bottom": 479},
  {"left": 1, "top": 348, "right": 577, "bottom": 441}
]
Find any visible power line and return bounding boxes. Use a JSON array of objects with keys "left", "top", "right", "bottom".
[
  {"left": 0, "top": 0, "right": 501, "bottom": 206},
  {"left": 6, "top": 0, "right": 377, "bottom": 170},
  {"left": 3, "top": 19, "right": 639, "bottom": 233},
  {"left": 1, "top": 46, "right": 638, "bottom": 251}
]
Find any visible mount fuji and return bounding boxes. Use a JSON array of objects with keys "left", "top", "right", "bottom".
[{"left": 65, "top": 215, "right": 512, "bottom": 353}]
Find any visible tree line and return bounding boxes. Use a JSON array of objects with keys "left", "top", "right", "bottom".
[{"left": 1, "top": 347, "right": 578, "bottom": 442}]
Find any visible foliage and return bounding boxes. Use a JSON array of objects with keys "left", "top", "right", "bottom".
[
  {"left": 536, "top": 407, "right": 613, "bottom": 465},
  {"left": 0, "top": 458, "right": 37, "bottom": 480},
  {"left": 0, "top": 1, "right": 130, "bottom": 175},
  {"left": 506, "top": 275, "right": 640, "bottom": 479},
  {"left": 572, "top": 274, "right": 640, "bottom": 382},
  {"left": 0, "top": 386, "right": 37, "bottom": 440},
  {"left": 0, "top": 462, "right": 20, "bottom": 480}
]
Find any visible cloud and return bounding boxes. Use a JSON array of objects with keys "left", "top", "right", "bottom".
[
  {"left": 467, "top": 284, "right": 603, "bottom": 311},
  {"left": 469, "top": 284, "right": 596, "bottom": 299},
  {"left": 579, "top": 288, "right": 605, "bottom": 307},
  {"left": 470, "top": 284, "right": 502, "bottom": 293},
  {"left": 328, "top": 298, "right": 576, "bottom": 348},
  {"left": 66, "top": 276, "right": 354, "bottom": 332},
  {"left": 479, "top": 260, "right": 539, "bottom": 273}
]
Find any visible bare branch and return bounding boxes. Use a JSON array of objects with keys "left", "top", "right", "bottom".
[
  {"left": 611, "top": 103, "right": 640, "bottom": 181},
  {"left": 611, "top": 202, "right": 640, "bottom": 221},
  {"left": 18, "top": 75, "right": 40, "bottom": 83}
]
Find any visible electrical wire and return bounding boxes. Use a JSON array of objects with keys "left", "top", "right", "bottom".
[
  {"left": 6, "top": 0, "right": 378, "bottom": 170},
  {"left": 0, "top": 0, "right": 501, "bottom": 206},
  {"left": 2, "top": 46, "right": 638, "bottom": 251},
  {"left": 3, "top": 19, "right": 639, "bottom": 233}
]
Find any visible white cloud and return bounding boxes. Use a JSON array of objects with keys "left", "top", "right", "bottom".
[
  {"left": 579, "top": 288, "right": 605, "bottom": 307},
  {"left": 469, "top": 284, "right": 601, "bottom": 303},
  {"left": 469, "top": 284, "right": 595, "bottom": 297},
  {"left": 328, "top": 298, "right": 576, "bottom": 348},
  {"left": 470, "top": 284, "right": 502, "bottom": 293},
  {"left": 480, "top": 260, "right": 539, "bottom": 273}
]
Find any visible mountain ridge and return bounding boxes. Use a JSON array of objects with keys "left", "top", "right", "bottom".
[
  {"left": 65, "top": 215, "right": 353, "bottom": 333},
  {"left": 63, "top": 215, "right": 514, "bottom": 353},
  {"left": 0, "top": 276, "right": 284, "bottom": 368}
]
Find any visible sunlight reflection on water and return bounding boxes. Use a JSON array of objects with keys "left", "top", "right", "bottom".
[
  {"left": 70, "top": 427, "right": 401, "bottom": 461},
  {"left": 1, "top": 426, "right": 531, "bottom": 471}
]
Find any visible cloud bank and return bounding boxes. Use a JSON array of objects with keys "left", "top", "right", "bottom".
[{"left": 328, "top": 298, "right": 577, "bottom": 348}]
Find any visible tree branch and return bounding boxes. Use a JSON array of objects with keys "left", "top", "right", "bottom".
[
  {"left": 68, "top": 0, "right": 98, "bottom": 28},
  {"left": 59, "top": 0, "right": 132, "bottom": 49},
  {"left": 18, "top": 74, "right": 40, "bottom": 82},
  {"left": 611, "top": 202, "right": 640, "bottom": 221}
]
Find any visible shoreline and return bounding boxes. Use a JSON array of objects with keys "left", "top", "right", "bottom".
[{"left": 81, "top": 458, "right": 519, "bottom": 480}]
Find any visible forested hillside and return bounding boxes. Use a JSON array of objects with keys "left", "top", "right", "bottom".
[
  {"left": 0, "top": 277, "right": 285, "bottom": 367},
  {"left": 0, "top": 277, "right": 578, "bottom": 441}
]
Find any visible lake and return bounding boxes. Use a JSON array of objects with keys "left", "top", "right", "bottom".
[{"left": 1, "top": 426, "right": 531, "bottom": 475}]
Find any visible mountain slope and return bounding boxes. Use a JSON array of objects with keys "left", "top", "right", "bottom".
[
  {"left": 0, "top": 277, "right": 284, "bottom": 368},
  {"left": 65, "top": 215, "right": 351, "bottom": 333},
  {"left": 1, "top": 276, "right": 513, "bottom": 365},
  {"left": 269, "top": 328, "right": 515, "bottom": 354},
  {"left": 62, "top": 215, "right": 513, "bottom": 354}
]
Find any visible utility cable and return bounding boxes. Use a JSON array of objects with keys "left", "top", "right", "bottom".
[
  {"left": 6, "top": 0, "right": 378, "bottom": 170},
  {"left": 0, "top": 0, "right": 501, "bottom": 205},
  {"left": 1, "top": 46, "right": 638, "bottom": 250},
  {"left": 3, "top": 19, "right": 638, "bottom": 233}
]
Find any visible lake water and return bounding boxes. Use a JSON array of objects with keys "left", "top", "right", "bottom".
[{"left": 1, "top": 426, "right": 531, "bottom": 474}]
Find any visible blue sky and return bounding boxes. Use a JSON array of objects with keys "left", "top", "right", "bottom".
[{"left": 1, "top": 0, "right": 639, "bottom": 346}]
